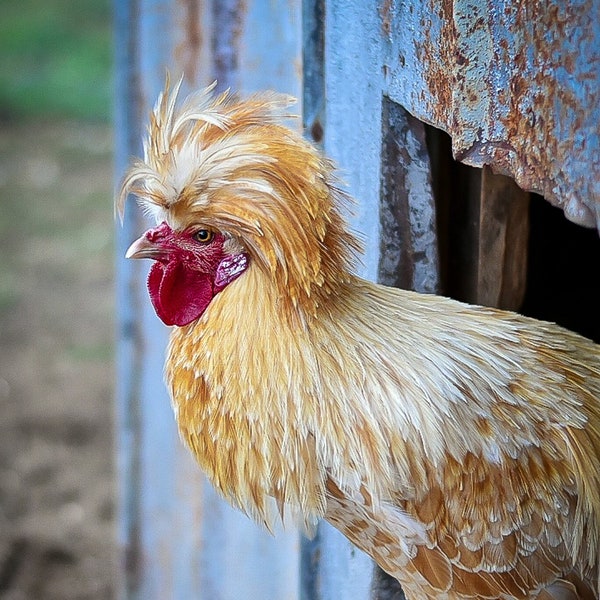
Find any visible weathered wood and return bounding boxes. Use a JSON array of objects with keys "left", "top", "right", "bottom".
[
  {"left": 374, "top": 96, "right": 440, "bottom": 600},
  {"left": 427, "top": 139, "right": 530, "bottom": 310},
  {"left": 477, "top": 167, "right": 530, "bottom": 310},
  {"left": 379, "top": 97, "right": 440, "bottom": 294},
  {"left": 426, "top": 130, "right": 483, "bottom": 304}
]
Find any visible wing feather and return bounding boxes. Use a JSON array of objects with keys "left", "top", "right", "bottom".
[{"left": 400, "top": 447, "right": 588, "bottom": 599}]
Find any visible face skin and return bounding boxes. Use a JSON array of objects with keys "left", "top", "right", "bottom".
[{"left": 126, "top": 222, "right": 248, "bottom": 326}]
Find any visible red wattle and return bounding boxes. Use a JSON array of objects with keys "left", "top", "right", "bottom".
[{"left": 148, "top": 261, "right": 215, "bottom": 327}]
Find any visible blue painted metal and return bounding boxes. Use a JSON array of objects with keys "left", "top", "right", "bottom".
[
  {"left": 300, "top": 3, "right": 385, "bottom": 597},
  {"left": 308, "top": 4, "right": 441, "bottom": 597},
  {"left": 324, "top": 1, "right": 385, "bottom": 281},
  {"left": 114, "top": 0, "right": 145, "bottom": 595},
  {"left": 301, "top": 4, "right": 382, "bottom": 597},
  {"left": 301, "top": 524, "right": 376, "bottom": 600}
]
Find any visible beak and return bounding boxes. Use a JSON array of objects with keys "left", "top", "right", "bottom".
[{"left": 125, "top": 233, "right": 164, "bottom": 260}]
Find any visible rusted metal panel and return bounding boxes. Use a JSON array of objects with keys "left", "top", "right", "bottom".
[{"left": 383, "top": 0, "right": 600, "bottom": 229}]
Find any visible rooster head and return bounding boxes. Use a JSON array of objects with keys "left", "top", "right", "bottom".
[
  {"left": 125, "top": 221, "right": 248, "bottom": 326},
  {"left": 118, "top": 78, "right": 360, "bottom": 325}
]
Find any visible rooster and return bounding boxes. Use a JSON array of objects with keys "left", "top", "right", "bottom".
[{"left": 118, "top": 80, "right": 600, "bottom": 600}]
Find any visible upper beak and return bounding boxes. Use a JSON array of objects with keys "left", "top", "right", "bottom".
[{"left": 125, "top": 233, "right": 163, "bottom": 260}]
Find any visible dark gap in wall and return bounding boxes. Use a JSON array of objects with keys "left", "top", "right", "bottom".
[
  {"left": 424, "top": 124, "right": 600, "bottom": 343},
  {"left": 521, "top": 195, "right": 600, "bottom": 343}
]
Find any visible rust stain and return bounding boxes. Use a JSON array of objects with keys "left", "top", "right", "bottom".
[
  {"left": 379, "top": 0, "right": 393, "bottom": 38},
  {"left": 493, "top": 1, "right": 593, "bottom": 223},
  {"left": 175, "top": 0, "right": 203, "bottom": 84},
  {"left": 412, "top": 0, "right": 599, "bottom": 228},
  {"left": 416, "top": 0, "right": 456, "bottom": 126}
]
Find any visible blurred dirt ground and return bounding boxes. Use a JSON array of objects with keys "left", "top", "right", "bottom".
[{"left": 0, "top": 120, "right": 115, "bottom": 599}]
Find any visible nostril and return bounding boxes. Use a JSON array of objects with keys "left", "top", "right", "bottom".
[{"left": 147, "top": 221, "right": 172, "bottom": 242}]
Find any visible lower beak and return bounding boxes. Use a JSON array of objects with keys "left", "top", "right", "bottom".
[{"left": 125, "top": 234, "right": 164, "bottom": 260}]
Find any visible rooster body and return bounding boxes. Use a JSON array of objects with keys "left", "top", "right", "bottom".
[{"left": 120, "top": 82, "right": 600, "bottom": 599}]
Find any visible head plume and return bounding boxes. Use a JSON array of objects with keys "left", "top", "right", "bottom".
[{"left": 118, "top": 78, "right": 361, "bottom": 315}]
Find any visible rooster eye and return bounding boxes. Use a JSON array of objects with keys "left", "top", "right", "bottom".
[{"left": 192, "top": 229, "right": 214, "bottom": 243}]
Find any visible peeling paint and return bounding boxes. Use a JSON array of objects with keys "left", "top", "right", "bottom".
[{"left": 384, "top": 0, "right": 600, "bottom": 229}]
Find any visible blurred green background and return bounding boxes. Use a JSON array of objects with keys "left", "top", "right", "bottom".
[
  {"left": 0, "top": 1, "right": 116, "bottom": 597},
  {"left": 0, "top": 0, "right": 111, "bottom": 121}
]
